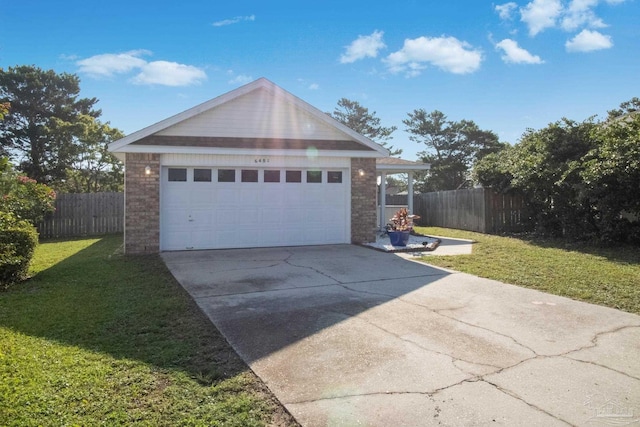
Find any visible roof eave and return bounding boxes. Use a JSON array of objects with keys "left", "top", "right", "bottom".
[
  {"left": 113, "top": 145, "right": 386, "bottom": 158},
  {"left": 108, "top": 78, "right": 390, "bottom": 156},
  {"left": 376, "top": 163, "right": 431, "bottom": 173}
]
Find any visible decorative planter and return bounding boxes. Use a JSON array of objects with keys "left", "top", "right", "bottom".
[{"left": 388, "top": 230, "right": 411, "bottom": 246}]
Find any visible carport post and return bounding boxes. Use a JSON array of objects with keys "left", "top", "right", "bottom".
[
  {"left": 408, "top": 171, "right": 414, "bottom": 214},
  {"left": 379, "top": 171, "right": 386, "bottom": 230}
]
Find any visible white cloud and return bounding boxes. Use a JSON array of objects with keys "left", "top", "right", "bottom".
[
  {"left": 77, "top": 50, "right": 206, "bottom": 86},
  {"left": 132, "top": 61, "right": 206, "bottom": 86},
  {"left": 212, "top": 15, "right": 255, "bottom": 27},
  {"left": 561, "top": 0, "right": 606, "bottom": 31},
  {"left": 519, "top": 0, "right": 626, "bottom": 36},
  {"left": 520, "top": 0, "right": 563, "bottom": 36},
  {"left": 496, "top": 39, "right": 544, "bottom": 63},
  {"left": 308, "top": 83, "right": 319, "bottom": 90},
  {"left": 384, "top": 36, "right": 482, "bottom": 76},
  {"left": 565, "top": 29, "right": 613, "bottom": 51},
  {"left": 340, "top": 30, "right": 386, "bottom": 64},
  {"left": 76, "top": 50, "right": 150, "bottom": 77},
  {"left": 496, "top": 2, "right": 518, "bottom": 20},
  {"left": 228, "top": 74, "right": 253, "bottom": 85}
]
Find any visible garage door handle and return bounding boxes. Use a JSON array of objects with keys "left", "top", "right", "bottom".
[{"left": 188, "top": 215, "right": 194, "bottom": 222}]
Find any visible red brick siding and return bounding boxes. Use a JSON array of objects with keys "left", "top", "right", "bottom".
[
  {"left": 351, "top": 158, "right": 377, "bottom": 243},
  {"left": 124, "top": 153, "right": 160, "bottom": 254}
]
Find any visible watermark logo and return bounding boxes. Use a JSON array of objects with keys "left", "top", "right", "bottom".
[{"left": 584, "top": 393, "right": 640, "bottom": 426}]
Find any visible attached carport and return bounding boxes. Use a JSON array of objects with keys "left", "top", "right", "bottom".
[{"left": 376, "top": 157, "right": 430, "bottom": 229}]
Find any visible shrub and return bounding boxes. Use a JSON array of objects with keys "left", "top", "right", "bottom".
[
  {"left": 0, "top": 211, "right": 38, "bottom": 287},
  {"left": 0, "top": 160, "right": 56, "bottom": 225}
]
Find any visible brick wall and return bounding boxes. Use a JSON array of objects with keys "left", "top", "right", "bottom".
[
  {"left": 124, "top": 153, "right": 160, "bottom": 254},
  {"left": 351, "top": 158, "right": 377, "bottom": 244}
]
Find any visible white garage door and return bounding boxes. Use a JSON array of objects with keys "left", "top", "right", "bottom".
[{"left": 161, "top": 166, "right": 350, "bottom": 250}]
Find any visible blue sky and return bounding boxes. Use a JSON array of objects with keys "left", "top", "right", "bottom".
[{"left": 1, "top": 0, "right": 638, "bottom": 159}]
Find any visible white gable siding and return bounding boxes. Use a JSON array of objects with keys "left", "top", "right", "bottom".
[{"left": 157, "top": 89, "right": 347, "bottom": 141}]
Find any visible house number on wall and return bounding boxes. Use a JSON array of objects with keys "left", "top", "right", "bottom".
[{"left": 254, "top": 158, "right": 270, "bottom": 163}]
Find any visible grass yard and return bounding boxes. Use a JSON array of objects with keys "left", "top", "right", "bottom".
[
  {"left": 415, "top": 227, "right": 640, "bottom": 315},
  {"left": 0, "top": 235, "right": 298, "bottom": 426}
]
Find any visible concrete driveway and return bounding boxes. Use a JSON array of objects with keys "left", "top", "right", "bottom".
[{"left": 162, "top": 245, "right": 640, "bottom": 427}]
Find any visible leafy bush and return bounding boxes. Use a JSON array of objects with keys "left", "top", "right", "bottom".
[
  {"left": 0, "top": 157, "right": 56, "bottom": 225},
  {"left": 0, "top": 211, "right": 38, "bottom": 286}
]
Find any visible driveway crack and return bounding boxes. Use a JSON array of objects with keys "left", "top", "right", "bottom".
[
  {"left": 283, "top": 258, "right": 343, "bottom": 284},
  {"left": 429, "top": 306, "right": 539, "bottom": 356},
  {"left": 561, "top": 325, "right": 640, "bottom": 381},
  {"left": 319, "top": 306, "right": 499, "bottom": 377},
  {"left": 479, "top": 379, "right": 574, "bottom": 426}
]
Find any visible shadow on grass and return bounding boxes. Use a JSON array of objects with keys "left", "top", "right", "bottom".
[
  {"left": 0, "top": 235, "right": 248, "bottom": 385},
  {"left": 508, "top": 233, "right": 640, "bottom": 266}
]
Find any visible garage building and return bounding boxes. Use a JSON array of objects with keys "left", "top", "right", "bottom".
[{"left": 109, "top": 78, "right": 389, "bottom": 254}]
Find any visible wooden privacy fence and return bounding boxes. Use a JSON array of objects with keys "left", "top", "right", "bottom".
[
  {"left": 37, "top": 192, "right": 124, "bottom": 238},
  {"left": 387, "top": 188, "right": 531, "bottom": 234}
]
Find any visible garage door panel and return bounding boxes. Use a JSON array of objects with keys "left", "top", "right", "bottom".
[
  {"left": 190, "top": 209, "right": 214, "bottom": 227},
  {"left": 161, "top": 167, "right": 348, "bottom": 250},
  {"left": 216, "top": 228, "right": 239, "bottom": 247},
  {"left": 303, "top": 207, "right": 328, "bottom": 224},
  {"left": 237, "top": 207, "right": 261, "bottom": 227},
  {"left": 216, "top": 208, "right": 239, "bottom": 226},
  {"left": 239, "top": 188, "right": 262, "bottom": 204},
  {"left": 217, "top": 188, "right": 238, "bottom": 205},
  {"left": 303, "top": 227, "right": 323, "bottom": 241},
  {"left": 260, "top": 228, "right": 286, "bottom": 246},
  {"left": 262, "top": 187, "right": 285, "bottom": 204},
  {"left": 191, "top": 229, "right": 217, "bottom": 249},
  {"left": 287, "top": 207, "right": 306, "bottom": 224},
  {"left": 322, "top": 207, "right": 345, "bottom": 223},
  {"left": 165, "top": 188, "right": 190, "bottom": 206},
  {"left": 190, "top": 188, "right": 215, "bottom": 205},
  {"left": 283, "top": 188, "right": 305, "bottom": 204},
  {"left": 262, "top": 207, "right": 284, "bottom": 226},
  {"left": 322, "top": 226, "right": 345, "bottom": 242}
]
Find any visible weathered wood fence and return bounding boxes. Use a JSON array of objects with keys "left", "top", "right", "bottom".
[
  {"left": 37, "top": 192, "right": 124, "bottom": 238},
  {"left": 387, "top": 188, "right": 531, "bottom": 233}
]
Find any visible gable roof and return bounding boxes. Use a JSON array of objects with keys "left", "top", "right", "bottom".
[
  {"left": 376, "top": 157, "right": 430, "bottom": 173},
  {"left": 109, "top": 77, "right": 389, "bottom": 157}
]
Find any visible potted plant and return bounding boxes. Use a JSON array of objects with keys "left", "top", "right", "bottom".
[{"left": 387, "top": 207, "right": 420, "bottom": 246}]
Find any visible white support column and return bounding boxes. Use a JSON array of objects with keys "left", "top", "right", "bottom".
[
  {"left": 408, "top": 171, "right": 414, "bottom": 214},
  {"left": 379, "top": 171, "right": 387, "bottom": 229}
]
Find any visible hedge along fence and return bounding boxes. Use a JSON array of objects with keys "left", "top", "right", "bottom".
[{"left": 37, "top": 192, "right": 124, "bottom": 238}]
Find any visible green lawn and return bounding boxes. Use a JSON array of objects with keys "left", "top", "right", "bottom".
[
  {"left": 415, "top": 227, "right": 640, "bottom": 315},
  {"left": 0, "top": 235, "right": 297, "bottom": 426}
]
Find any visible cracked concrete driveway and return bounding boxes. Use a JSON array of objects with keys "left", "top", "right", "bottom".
[{"left": 162, "top": 245, "right": 640, "bottom": 427}]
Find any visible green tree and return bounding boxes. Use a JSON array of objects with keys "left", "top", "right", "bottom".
[
  {"left": 474, "top": 98, "right": 640, "bottom": 243},
  {"left": 330, "top": 98, "right": 401, "bottom": 156},
  {"left": 404, "top": 109, "right": 504, "bottom": 191},
  {"left": 57, "top": 115, "right": 124, "bottom": 193},
  {"left": 0, "top": 65, "right": 100, "bottom": 184},
  {"left": 475, "top": 118, "right": 600, "bottom": 238},
  {"left": 578, "top": 99, "right": 640, "bottom": 242}
]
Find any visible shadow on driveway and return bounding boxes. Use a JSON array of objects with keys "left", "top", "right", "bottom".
[{"left": 162, "top": 245, "right": 451, "bottom": 363}]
